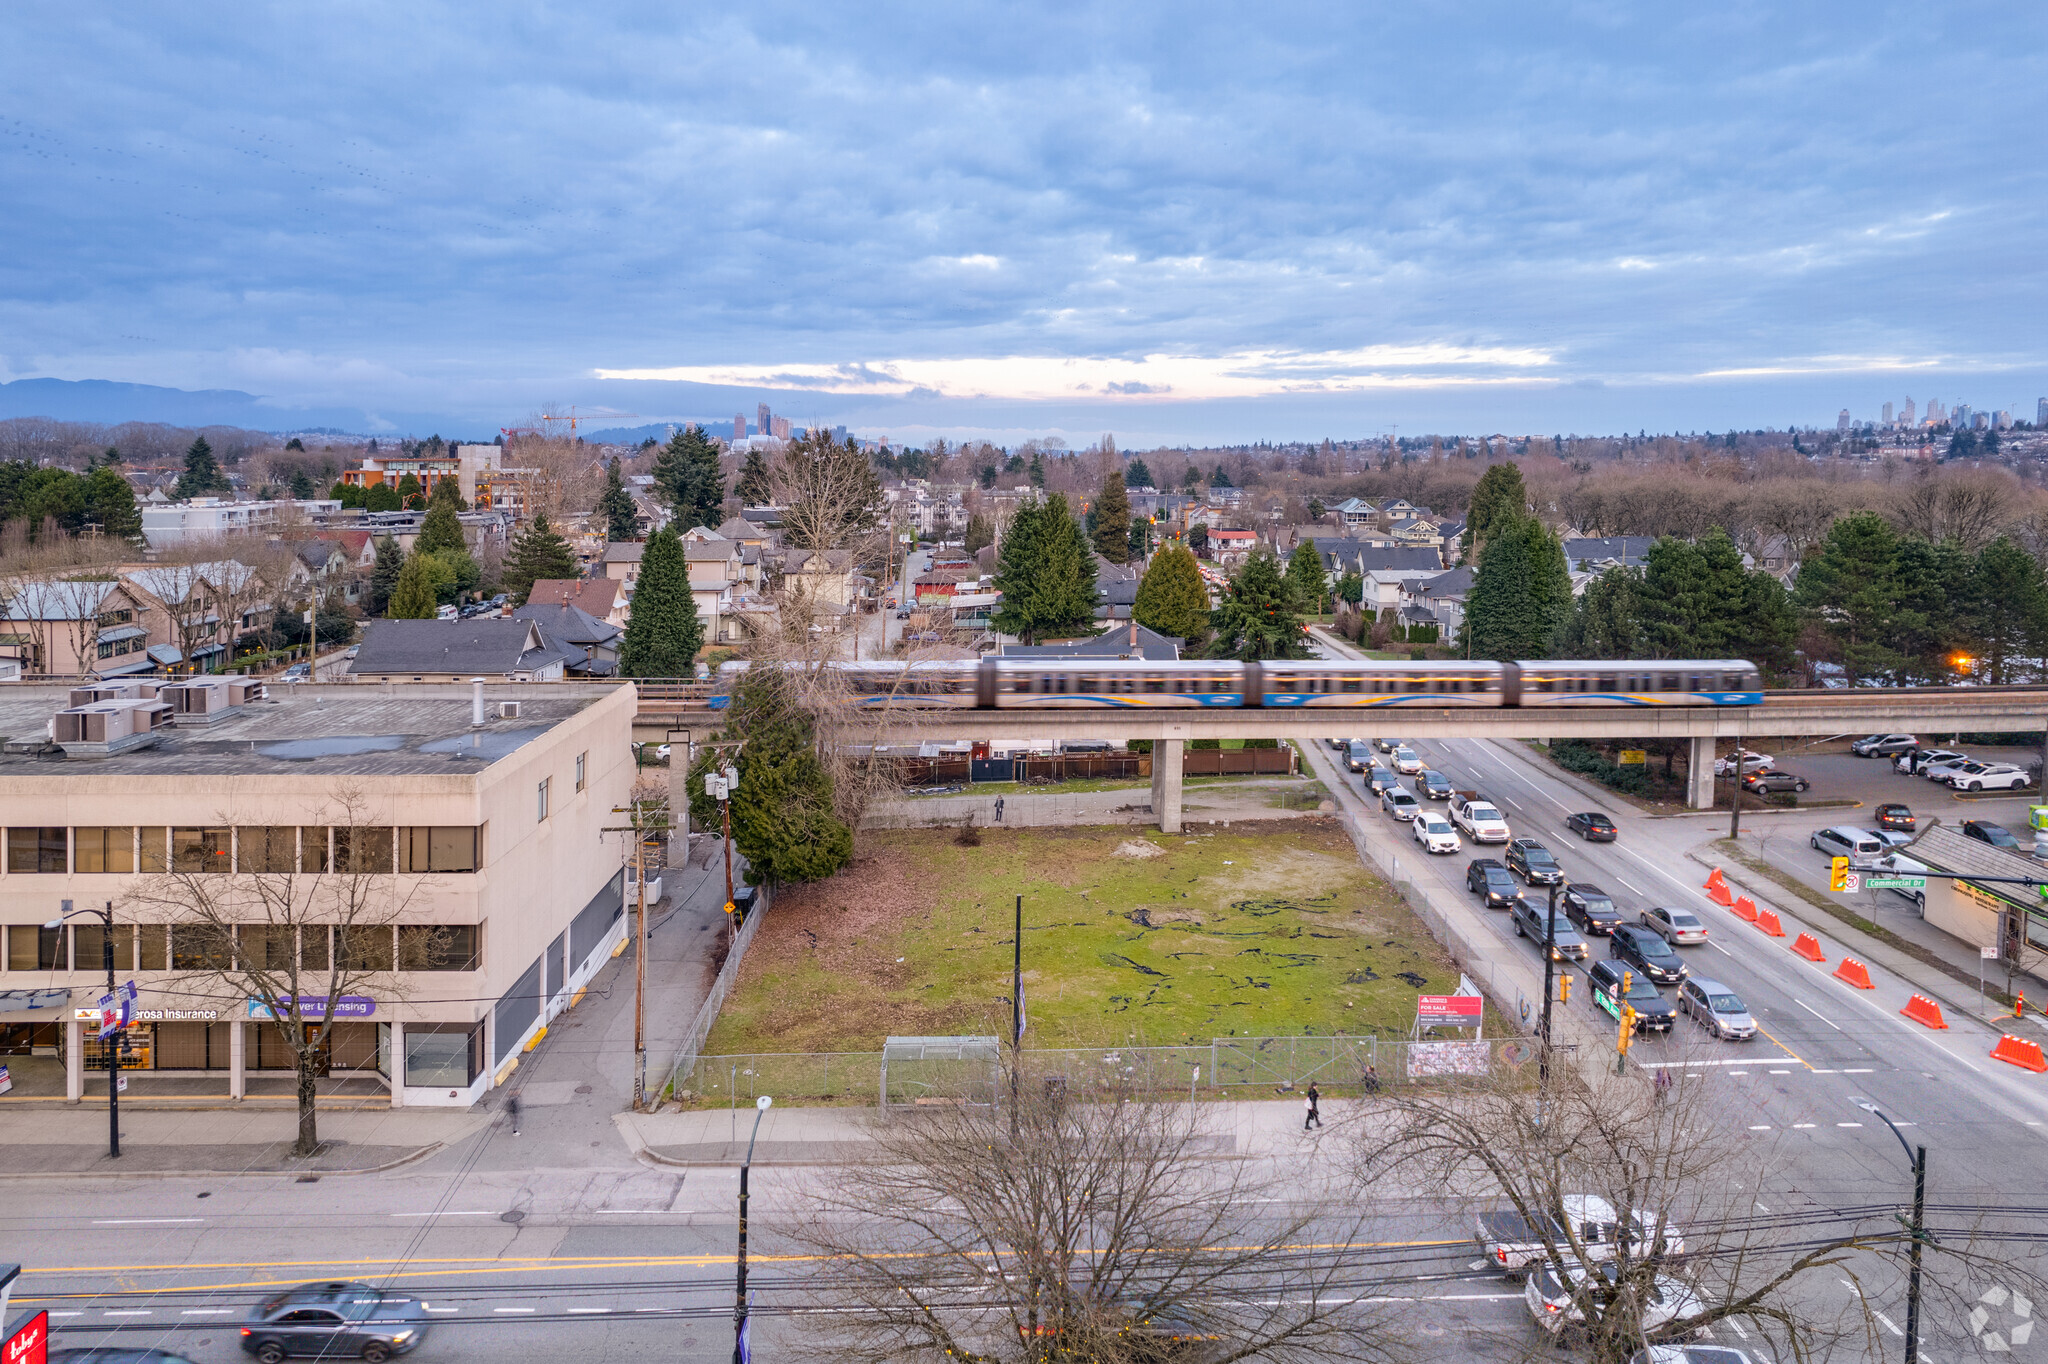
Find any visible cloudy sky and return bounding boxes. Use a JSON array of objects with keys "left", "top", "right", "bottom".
[{"left": 4, "top": 3, "right": 2044, "bottom": 442}]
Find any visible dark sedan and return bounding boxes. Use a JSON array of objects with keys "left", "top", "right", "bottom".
[
  {"left": 1874, "top": 803, "right": 1915, "bottom": 832},
  {"left": 1507, "top": 838, "right": 1564, "bottom": 886},
  {"left": 1964, "top": 820, "right": 2022, "bottom": 850},
  {"left": 241, "top": 1282, "right": 428, "bottom": 1363},
  {"left": 1466, "top": 858, "right": 1525, "bottom": 909},
  {"left": 1610, "top": 924, "right": 1687, "bottom": 985},
  {"left": 1561, "top": 883, "right": 1624, "bottom": 935},
  {"left": 1566, "top": 810, "right": 1618, "bottom": 841}
]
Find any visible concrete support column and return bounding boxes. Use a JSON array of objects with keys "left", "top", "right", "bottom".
[
  {"left": 1150, "top": 738, "right": 1184, "bottom": 834},
  {"left": 1688, "top": 736, "right": 1717, "bottom": 810},
  {"left": 229, "top": 1019, "right": 246, "bottom": 1101},
  {"left": 667, "top": 736, "right": 692, "bottom": 868},
  {"left": 65, "top": 1020, "right": 83, "bottom": 1102},
  {"left": 387, "top": 1021, "right": 405, "bottom": 1108}
]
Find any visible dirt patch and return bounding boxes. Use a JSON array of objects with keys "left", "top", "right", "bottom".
[{"left": 1113, "top": 839, "right": 1167, "bottom": 859}]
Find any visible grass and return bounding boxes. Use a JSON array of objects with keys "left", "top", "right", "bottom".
[
  {"left": 902, "top": 773, "right": 1307, "bottom": 799},
  {"left": 704, "top": 822, "right": 1466, "bottom": 1054}
]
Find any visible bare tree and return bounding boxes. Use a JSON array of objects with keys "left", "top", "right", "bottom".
[
  {"left": 785, "top": 1065, "right": 1398, "bottom": 1364},
  {"left": 504, "top": 430, "right": 604, "bottom": 525},
  {"left": 124, "top": 789, "right": 431, "bottom": 1156}
]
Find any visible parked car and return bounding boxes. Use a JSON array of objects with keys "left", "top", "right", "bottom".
[
  {"left": 1921, "top": 755, "right": 1977, "bottom": 784},
  {"left": 1565, "top": 810, "right": 1618, "bottom": 842},
  {"left": 1874, "top": 803, "right": 1915, "bottom": 832},
  {"left": 1713, "top": 749, "right": 1773, "bottom": 776},
  {"left": 1414, "top": 812, "right": 1462, "bottom": 854},
  {"left": 1896, "top": 747, "right": 1963, "bottom": 776},
  {"left": 1852, "top": 733, "right": 1919, "bottom": 757},
  {"left": 1466, "top": 858, "right": 1525, "bottom": 909},
  {"left": 1512, "top": 899, "right": 1587, "bottom": 960},
  {"left": 1588, "top": 959, "right": 1674, "bottom": 1031},
  {"left": 1346, "top": 742, "right": 1372, "bottom": 773},
  {"left": 1677, "top": 976, "right": 1756, "bottom": 1040},
  {"left": 1810, "top": 825, "right": 1885, "bottom": 868},
  {"left": 1963, "top": 820, "right": 2023, "bottom": 850},
  {"left": 1953, "top": 762, "right": 2032, "bottom": 792},
  {"left": 1419, "top": 769, "right": 1454, "bottom": 800},
  {"left": 1507, "top": 838, "right": 1563, "bottom": 886},
  {"left": 280, "top": 663, "right": 311, "bottom": 681},
  {"left": 1640, "top": 905, "right": 1708, "bottom": 946},
  {"left": 1366, "top": 766, "right": 1399, "bottom": 794},
  {"left": 1742, "top": 769, "right": 1809, "bottom": 794},
  {"left": 240, "top": 1282, "right": 429, "bottom": 1363},
  {"left": 1381, "top": 786, "right": 1421, "bottom": 819},
  {"left": 1392, "top": 746, "right": 1424, "bottom": 775},
  {"left": 1561, "top": 883, "right": 1624, "bottom": 935},
  {"left": 1610, "top": 923, "right": 1686, "bottom": 984}
]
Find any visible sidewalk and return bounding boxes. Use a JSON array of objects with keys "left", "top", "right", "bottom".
[{"left": 0, "top": 1106, "right": 490, "bottom": 1177}]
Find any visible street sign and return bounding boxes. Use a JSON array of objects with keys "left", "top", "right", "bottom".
[
  {"left": 1984, "top": 945, "right": 2001, "bottom": 960},
  {"left": 1842, "top": 873, "right": 1861, "bottom": 893},
  {"left": 1865, "top": 876, "right": 1927, "bottom": 889},
  {"left": 0, "top": 1066, "right": 11, "bottom": 1095},
  {"left": 1618, "top": 749, "right": 1647, "bottom": 765},
  {"left": 1416, "top": 994, "right": 1484, "bottom": 1027}
]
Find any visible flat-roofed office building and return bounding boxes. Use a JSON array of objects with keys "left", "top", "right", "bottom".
[{"left": 0, "top": 680, "right": 634, "bottom": 1107}]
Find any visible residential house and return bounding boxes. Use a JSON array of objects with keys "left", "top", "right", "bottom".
[
  {"left": 601, "top": 541, "right": 645, "bottom": 589},
  {"left": 119, "top": 561, "right": 270, "bottom": 675},
  {"left": 683, "top": 538, "right": 746, "bottom": 643},
  {"left": 1562, "top": 536, "right": 1655, "bottom": 573},
  {"left": 0, "top": 580, "right": 162, "bottom": 677},
  {"left": 348, "top": 619, "right": 568, "bottom": 682},
  {"left": 781, "top": 549, "right": 862, "bottom": 611},
  {"left": 1094, "top": 558, "right": 1140, "bottom": 621},
  {"left": 1003, "top": 619, "right": 1181, "bottom": 662},
  {"left": 1208, "top": 528, "right": 1259, "bottom": 566},
  {"left": 526, "top": 578, "right": 627, "bottom": 628},
  {"left": 511, "top": 603, "right": 623, "bottom": 676},
  {"left": 1328, "top": 496, "right": 1378, "bottom": 530},
  {"left": 138, "top": 498, "right": 337, "bottom": 550},
  {"left": 1402, "top": 567, "right": 1474, "bottom": 642}
]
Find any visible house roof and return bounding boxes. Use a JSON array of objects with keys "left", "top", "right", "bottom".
[
  {"left": 348, "top": 619, "right": 567, "bottom": 676},
  {"left": 714, "top": 516, "right": 762, "bottom": 540},
  {"left": 525, "top": 577, "right": 623, "bottom": 616},
  {"left": 1003, "top": 621, "right": 1181, "bottom": 661},
  {"left": 602, "top": 542, "right": 646, "bottom": 564},
  {"left": 511, "top": 603, "right": 621, "bottom": 674},
  {"left": 1411, "top": 567, "right": 1475, "bottom": 600},
  {"left": 684, "top": 540, "right": 741, "bottom": 562},
  {"left": 1563, "top": 536, "right": 1655, "bottom": 568},
  {"left": 785, "top": 548, "right": 855, "bottom": 572},
  {"left": 2, "top": 579, "right": 123, "bottom": 621}
]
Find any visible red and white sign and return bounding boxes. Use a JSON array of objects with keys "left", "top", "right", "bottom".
[
  {"left": 1416, "top": 994, "right": 1484, "bottom": 1026},
  {"left": 5, "top": 1310, "right": 48, "bottom": 1364}
]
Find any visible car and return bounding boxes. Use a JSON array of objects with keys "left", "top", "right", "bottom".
[
  {"left": 1741, "top": 769, "right": 1809, "bottom": 793},
  {"left": 1565, "top": 810, "right": 1618, "bottom": 842},
  {"left": 1610, "top": 923, "right": 1686, "bottom": 984},
  {"left": 1810, "top": 825, "right": 1885, "bottom": 867},
  {"left": 1366, "top": 767, "right": 1400, "bottom": 794},
  {"left": 1381, "top": 786, "right": 1421, "bottom": 819},
  {"left": 1677, "top": 976, "right": 1756, "bottom": 1040},
  {"left": 1466, "top": 858, "right": 1525, "bottom": 909},
  {"left": 1561, "top": 883, "right": 1624, "bottom": 935},
  {"left": 1874, "top": 802, "right": 1915, "bottom": 832},
  {"left": 1392, "top": 746, "right": 1424, "bottom": 775},
  {"left": 1852, "top": 733, "right": 1919, "bottom": 757},
  {"left": 1955, "top": 762, "right": 2033, "bottom": 792},
  {"left": 1506, "top": 838, "right": 1563, "bottom": 886},
  {"left": 1921, "top": 755, "right": 1978, "bottom": 784},
  {"left": 1374, "top": 737, "right": 1402, "bottom": 753},
  {"left": 1632, "top": 1348, "right": 1760, "bottom": 1364},
  {"left": 1527, "top": 1262, "right": 1700, "bottom": 1341},
  {"left": 280, "top": 663, "right": 311, "bottom": 681},
  {"left": 1345, "top": 741, "right": 1372, "bottom": 773},
  {"left": 895, "top": 609, "right": 910, "bottom": 619},
  {"left": 1896, "top": 747, "right": 1963, "bottom": 775},
  {"left": 1963, "top": 819, "right": 2023, "bottom": 850},
  {"left": 1419, "top": 769, "right": 1454, "bottom": 800},
  {"left": 1512, "top": 899, "right": 1587, "bottom": 960},
  {"left": 1871, "top": 850, "right": 1930, "bottom": 910},
  {"left": 1713, "top": 749, "right": 1773, "bottom": 776},
  {"left": 1414, "top": 812, "right": 1462, "bottom": 853},
  {"left": 1588, "top": 959, "right": 1674, "bottom": 1031},
  {"left": 1640, "top": 905, "right": 1708, "bottom": 946},
  {"left": 1864, "top": 828, "right": 1913, "bottom": 848},
  {"left": 1327, "top": 737, "right": 1348, "bottom": 751},
  {"left": 240, "top": 1281, "right": 428, "bottom": 1363},
  {"left": 51, "top": 1352, "right": 204, "bottom": 1364}
]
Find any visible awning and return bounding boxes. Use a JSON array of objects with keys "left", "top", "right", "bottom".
[
  {"left": 190, "top": 643, "right": 227, "bottom": 658},
  {"left": 99, "top": 625, "right": 147, "bottom": 643},
  {"left": 147, "top": 644, "right": 184, "bottom": 665},
  {"left": 0, "top": 987, "right": 72, "bottom": 1018}
]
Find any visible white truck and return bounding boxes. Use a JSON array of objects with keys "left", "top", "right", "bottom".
[
  {"left": 1450, "top": 791, "right": 1511, "bottom": 844},
  {"left": 1477, "top": 1194, "right": 1687, "bottom": 1278}
]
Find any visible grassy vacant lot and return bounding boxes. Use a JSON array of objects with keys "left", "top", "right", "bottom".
[{"left": 704, "top": 820, "right": 1465, "bottom": 1053}]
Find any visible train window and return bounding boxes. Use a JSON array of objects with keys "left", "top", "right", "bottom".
[{"left": 1342, "top": 677, "right": 1361, "bottom": 694}]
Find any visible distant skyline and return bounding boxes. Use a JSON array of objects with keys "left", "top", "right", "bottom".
[{"left": 4, "top": 5, "right": 2046, "bottom": 443}]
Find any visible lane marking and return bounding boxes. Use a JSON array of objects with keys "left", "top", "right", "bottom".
[
  {"left": 1614, "top": 874, "right": 1645, "bottom": 895},
  {"left": 390, "top": 1212, "right": 499, "bottom": 1218},
  {"left": 1843, "top": 1068, "right": 1874, "bottom": 1074},
  {"left": 1749, "top": 1125, "right": 1772, "bottom": 1131},
  {"left": 1793, "top": 1123, "right": 1817, "bottom": 1129},
  {"left": 1770, "top": 1070, "right": 1791, "bottom": 1075},
  {"left": 92, "top": 1219, "right": 203, "bottom": 1226},
  {"left": 566, "top": 1308, "right": 610, "bottom": 1314},
  {"left": 425, "top": 1308, "right": 460, "bottom": 1315},
  {"left": 1875, "top": 1311, "right": 1904, "bottom": 1337},
  {"left": 180, "top": 1309, "right": 232, "bottom": 1316},
  {"left": 102, "top": 1311, "right": 152, "bottom": 1317},
  {"left": 1711, "top": 942, "right": 1736, "bottom": 958},
  {"left": 1837, "top": 1122, "right": 1864, "bottom": 1128},
  {"left": 492, "top": 1307, "right": 536, "bottom": 1314},
  {"left": 1795, "top": 1000, "right": 1842, "bottom": 1033},
  {"left": 1756, "top": 1202, "right": 1771, "bottom": 1213}
]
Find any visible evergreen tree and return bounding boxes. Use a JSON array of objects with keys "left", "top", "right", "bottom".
[
  {"left": 1461, "top": 461, "right": 1527, "bottom": 557},
  {"left": 415, "top": 499, "right": 467, "bottom": 557},
  {"left": 618, "top": 526, "right": 703, "bottom": 677},
  {"left": 1795, "top": 512, "right": 1905, "bottom": 684},
  {"left": 365, "top": 482, "right": 402, "bottom": 513},
  {"left": 99, "top": 446, "right": 122, "bottom": 466},
  {"left": 387, "top": 553, "right": 439, "bottom": 618},
  {"left": 1523, "top": 516, "right": 1574, "bottom": 652},
  {"left": 1968, "top": 536, "right": 2048, "bottom": 683},
  {"left": 172, "top": 437, "right": 227, "bottom": 500},
  {"left": 83, "top": 463, "right": 142, "bottom": 544},
  {"left": 1181, "top": 467, "right": 1201, "bottom": 495},
  {"left": 1028, "top": 451, "right": 1046, "bottom": 488},
  {"left": 428, "top": 473, "right": 467, "bottom": 511},
  {"left": 1284, "top": 541, "right": 1327, "bottom": 614},
  {"left": 1335, "top": 569, "right": 1364, "bottom": 604},
  {"left": 1133, "top": 543, "right": 1210, "bottom": 647},
  {"left": 1127, "top": 518, "right": 1151, "bottom": 560},
  {"left": 653, "top": 425, "right": 726, "bottom": 529},
  {"left": 502, "top": 512, "right": 578, "bottom": 605},
  {"left": 1463, "top": 514, "right": 1569, "bottom": 658},
  {"left": 732, "top": 446, "right": 772, "bottom": 506},
  {"left": 288, "top": 469, "right": 316, "bottom": 500},
  {"left": 689, "top": 669, "right": 851, "bottom": 885},
  {"left": 1891, "top": 536, "right": 1974, "bottom": 682},
  {"left": 599, "top": 456, "right": 638, "bottom": 542},
  {"left": 1208, "top": 546, "right": 1307, "bottom": 660},
  {"left": 368, "top": 535, "right": 404, "bottom": 616},
  {"left": 1560, "top": 567, "right": 1644, "bottom": 658},
  {"left": 1639, "top": 528, "right": 1749, "bottom": 657},
  {"left": 1739, "top": 569, "right": 1802, "bottom": 681},
  {"left": 1209, "top": 464, "right": 1233, "bottom": 488},
  {"left": 963, "top": 511, "right": 995, "bottom": 557},
  {"left": 1126, "top": 457, "right": 1155, "bottom": 490},
  {"left": 395, "top": 472, "right": 424, "bottom": 509},
  {"left": 1091, "top": 471, "right": 1132, "bottom": 564},
  {"left": 991, "top": 494, "right": 1095, "bottom": 642}
]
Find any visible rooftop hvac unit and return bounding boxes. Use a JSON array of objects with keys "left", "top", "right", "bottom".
[{"left": 497, "top": 700, "right": 522, "bottom": 719}]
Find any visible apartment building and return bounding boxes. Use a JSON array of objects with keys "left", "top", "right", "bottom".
[{"left": 0, "top": 681, "right": 634, "bottom": 1107}]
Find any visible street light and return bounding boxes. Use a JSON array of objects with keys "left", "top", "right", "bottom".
[
  {"left": 45, "top": 899, "right": 119, "bottom": 1158},
  {"left": 1852, "top": 1097, "right": 1930, "bottom": 1364},
  {"left": 733, "top": 1094, "right": 772, "bottom": 1364}
]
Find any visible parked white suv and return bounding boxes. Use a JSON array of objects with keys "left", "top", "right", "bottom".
[{"left": 1950, "top": 762, "right": 2031, "bottom": 792}]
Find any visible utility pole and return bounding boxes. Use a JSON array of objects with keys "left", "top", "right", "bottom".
[
  {"left": 1539, "top": 882, "right": 1557, "bottom": 1085},
  {"left": 1728, "top": 738, "right": 1746, "bottom": 839},
  {"left": 47, "top": 900, "right": 121, "bottom": 1156},
  {"left": 706, "top": 762, "right": 740, "bottom": 914},
  {"left": 1011, "top": 893, "right": 1024, "bottom": 1134},
  {"left": 604, "top": 798, "right": 679, "bottom": 1111}
]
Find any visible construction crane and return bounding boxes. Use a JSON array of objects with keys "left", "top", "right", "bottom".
[{"left": 538, "top": 406, "right": 641, "bottom": 436}]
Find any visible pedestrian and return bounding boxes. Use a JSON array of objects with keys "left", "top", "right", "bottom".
[
  {"left": 508, "top": 1094, "right": 521, "bottom": 1135},
  {"left": 1303, "top": 1081, "right": 1322, "bottom": 1130},
  {"left": 1362, "top": 1064, "right": 1380, "bottom": 1094},
  {"left": 1653, "top": 1067, "right": 1672, "bottom": 1101},
  {"left": 995, "top": 796, "right": 1005, "bottom": 824}
]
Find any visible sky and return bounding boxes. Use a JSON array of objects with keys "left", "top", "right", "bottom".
[{"left": 4, "top": 2, "right": 2046, "bottom": 444}]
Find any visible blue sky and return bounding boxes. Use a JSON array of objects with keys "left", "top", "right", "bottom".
[{"left": 4, "top": 3, "right": 2045, "bottom": 443}]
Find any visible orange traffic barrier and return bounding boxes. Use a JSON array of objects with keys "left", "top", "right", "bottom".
[
  {"left": 1901, "top": 994, "right": 1949, "bottom": 1029},
  {"left": 1755, "top": 909, "right": 1786, "bottom": 938},
  {"left": 1703, "top": 868, "right": 1733, "bottom": 907},
  {"left": 1704, "top": 867, "right": 1728, "bottom": 893},
  {"left": 1732, "top": 895, "right": 1759, "bottom": 922},
  {"left": 1991, "top": 1034, "right": 2048, "bottom": 1073},
  {"left": 1792, "top": 932, "right": 1826, "bottom": 962},
  {"left": 1833, "top": 957, "right": 1874, "bottom": 989}
]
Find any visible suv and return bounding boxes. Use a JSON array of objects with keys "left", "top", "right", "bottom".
[
  {"left": 1896, "top": 748, "right": 1962, "bottom": 776},
  {"left": 1419, "top": 770, "right": 1454, "bottom": 800},
  {"left": 1610, "top": 923, "right": 1686, "bottom": 985},
  {"left": 1466, "top": 858, "right": 1524, "bottom": 909},
  {"left": 1742, "top": 769, "right": 1809, "bottom": 794},
  {"left": 1852, "top": 733, "right": 1918, "bottom": 757},
  {"left": 1677, "top": 977, "right": 1755, "bottom": 1040},
  {"left": 1561, "top": 883, "right": 1623, "bottom": 935},
  {"left": 1346, "top": 741, "right": 1372, "bottom": 773},
  {"left": 1810, "top": 825, "right": 1884, "bottom": 868},
  {"left": 1588, "top": 960, "right": 1674, "bottom": 1031},
  {"left": 1374, "top": 737, "right": 1402, "bottom": 753},
  {"left": 1511, "top": 899, "right": 1587, "bottom": 960},
  {"left": 1367, "top": 766, "right": 1399, "bottom": 794},
  {"left": 1953, "top": 762, "right": 2032, "bottom": 792},
  {"left": 240, "top": 1282, "right": 428, "bottom": 1363},
  {"left": 1506, "top": 838, "right": 1563, "bottom": 886},
  {"left": 1639, "top": 905, "right": 1708, "bottom": 945}
]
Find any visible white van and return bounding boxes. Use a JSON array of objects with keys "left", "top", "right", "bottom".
[{"left": 1810, "top": 825, "right": 1885, "bottom": 868}]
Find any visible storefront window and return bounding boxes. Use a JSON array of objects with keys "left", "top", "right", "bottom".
[
  {"left": 75, "top": 827, "right": 136, "bottom": 874},
  {"left": 6, "top": 828, "right": 67, "bottom": 873},
  {"left": 405, "top": 1022, "right": 484, "bottom": 1088}
]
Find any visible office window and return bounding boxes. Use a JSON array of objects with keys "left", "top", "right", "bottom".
[
  {"left": 402, "top": 827, "right": 479, "bottom": 874},
  {"left": 169, "top": 923, "right": 232, "bottom": 971},
  {"left": 73, "top": 923, "right": 129, "bottom": 974},
  {"left": 238, "top": 827, "right": 299, "bottom": 874},
  {"left": 337, "top": 924, "right": 394, "bottom": 972},
  {"left": 171, "top": 827, "right": 231, "bottom": 873},
  {"left": 7, "top": 828, "right": 67, "bottom": 874},
  {"left": 75, "top": 827, "right": 136, "bottom": 874},
  {"left": 575, "top": 751, "right": 586, "bottom": 791},
  {"left": 333, "top": 827, "right": 393, "bottom": 874},
  {"left": 300, "top": 827, "right": 332, "bottom": 874},
  {"left": 6, "top": 925, "right": 63, "bottom": 971},
  {"left": 237, "top": 924, "right": 295, "bottom": 972},
  {"left": 300, "top": 925, "right": 331, "bottom": 972},
  {"left": 139, "top": 828, "right": 170, "bottom": 873},
  {"left": 399, "top": 924, "right": 480, "bottom": 972},
  {"left": 137, "top": 925, "right": 168, "bottom": 971},
  {"left": 538, "top": 777, "right": 551, "bottom": 821}
]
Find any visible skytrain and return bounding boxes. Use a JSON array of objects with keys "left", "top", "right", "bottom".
[{"left": 717, "top": 659, "right": 1765, "bottom": 709}]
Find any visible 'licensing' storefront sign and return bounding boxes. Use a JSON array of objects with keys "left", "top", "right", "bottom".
[{"left": 247, "top": 996, "right": 376, "bottom": 1020}]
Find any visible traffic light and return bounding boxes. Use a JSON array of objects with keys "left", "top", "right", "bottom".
[
  {"left": 1617, "top": 1004, "right": 1637, "bottom": 1054},
  {"left": 1829, "top": 856, "right": 1850, "bottom": 892},
  {"left": 1621, "top": 970, "right": 1633, "bottom": 996},
  {"left": 1558, "top": 974, "right": 1571, "bottom": 1005}
]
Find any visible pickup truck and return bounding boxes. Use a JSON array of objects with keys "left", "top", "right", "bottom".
[
  {"left": 1477, "top": 1195, "right": 1686, "bottom": 1278},
  {"left": 1450, "top": 792, "right": 1511, "bottom": 844}
]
